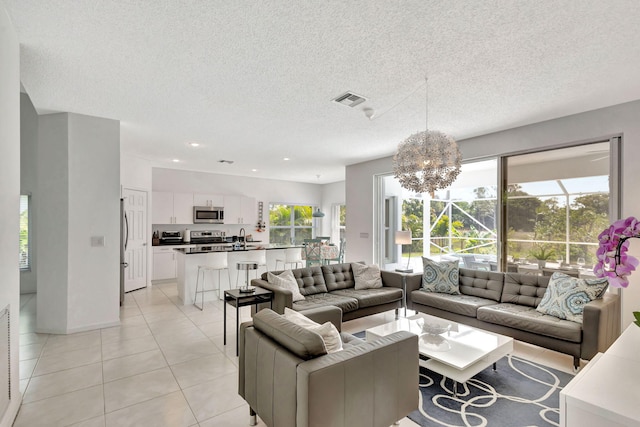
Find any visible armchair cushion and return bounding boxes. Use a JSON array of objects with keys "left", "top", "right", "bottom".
[{"left": 253, "top": 309, "right": 327, "bottom": 360}]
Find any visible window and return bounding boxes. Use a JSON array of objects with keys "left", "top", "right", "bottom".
[
  {"left": 333, "top": 204, "right": 346, "bottom": 242},
  {"left": 20, "top": 195, "right": 30, "bottom": 270},
  {"left": 269, "top": 204, "right": 315, "bottom": 245}
]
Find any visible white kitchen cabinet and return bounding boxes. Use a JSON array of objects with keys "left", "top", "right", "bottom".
[
  {"left": 173, "top": 192, "right": 194, "bottom": 224},
  {"left": 152, "top": 191, "right": 194, "bottom": 224},
  {"left": 193, "top": 193, "right": 224, "bottom": 207},
  {"left": 153, "top": 247, "right": 177, "bottom": 280},
  {"left": 224, "top": 195, "right": 256, "bottom": 224}
]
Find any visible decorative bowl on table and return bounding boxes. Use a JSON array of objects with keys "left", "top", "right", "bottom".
[{"left": 420, "top": 321, "right": 451, "bottom": 336}]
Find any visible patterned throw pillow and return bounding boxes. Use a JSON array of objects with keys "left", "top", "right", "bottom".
[
  {"left": 536, "top": 272, "right": 609, "bottom": 324},
  {"left": 421, "top": 257, "right": 460, "bottom": 294},
  {"left": 267, "top": 270, "right": 305, "bottom": 302},
  {"left": 351, "top": 263, "right": 383, "bottom": 290}
]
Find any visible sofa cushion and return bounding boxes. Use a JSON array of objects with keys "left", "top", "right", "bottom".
[
  {"left": 421, "top": 258, "right": 460, "bottom": 294},
  {"left": 290, "top": 267, "right": 328, "bottom": 296},
  {"left": 458, "top": 268, "right": 504, "bottom": 302},
  {"left": 351, "top": 263, "right": 383, "bottom": 290},
  {"left": 331, "top": 287, "right": 403, "bottom": 308},
  {"left": 252, "top": 309, "right": 327, "bottom": 359},
  {"left": 322, "top": 263, "right": 356, "bottom": 292},
  {"left": 500, "top": 272, "right": 550, "bottom": 307},
  {"left": 267, "top": 270, "right": 305, "bottom": 302},
  {"left": 536, "top": 272, "right": 609, "bottom": 324},
  {"left": 292, "top": 293, "right": 359, "bottom": 313},
  {"left": 410, "top": 290, "right": 497, "bottom": 318},
  {"left": 477, "top": 303, "right": 582, "bottom": 343}
]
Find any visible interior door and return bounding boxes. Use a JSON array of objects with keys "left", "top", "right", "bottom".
[{"left": 123, "top": 188, "right": 148, "bottom": 292}]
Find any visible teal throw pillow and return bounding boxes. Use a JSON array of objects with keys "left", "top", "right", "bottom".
[
  {"left": 421, "top": 257, "right": 460, "bottom": 294},
  {"left": 536, "top": 272, "right": 609, "bottom": 324}
]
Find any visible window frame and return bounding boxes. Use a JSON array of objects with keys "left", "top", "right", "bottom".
[{"left": 268, "top": 203, "right": 317, "bottom": 245}]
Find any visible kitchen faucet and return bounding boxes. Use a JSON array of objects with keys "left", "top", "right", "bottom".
[{"left": 239, "top": 227, "right": 246, "bottom": 249}]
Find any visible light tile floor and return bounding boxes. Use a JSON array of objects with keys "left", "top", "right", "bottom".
[{"left": 15, "top": 284, "right": 580, "bottom": 427}]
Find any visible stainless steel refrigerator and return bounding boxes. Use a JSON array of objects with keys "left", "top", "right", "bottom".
[{"left": 120, "top": 198, "right": 129, "bottom": 306}]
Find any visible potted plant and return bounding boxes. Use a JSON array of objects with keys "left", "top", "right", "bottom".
[{"left": 529, "top": 245, "right": 556, "bottom": 269}]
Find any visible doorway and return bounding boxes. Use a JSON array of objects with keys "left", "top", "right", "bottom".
[{"left": 123, "top": 188, "right": 148, "bottom": 292}]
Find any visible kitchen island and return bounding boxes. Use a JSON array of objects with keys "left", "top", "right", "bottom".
[{"left": 174, "top": 245, "right": 303, "bottom": 305}]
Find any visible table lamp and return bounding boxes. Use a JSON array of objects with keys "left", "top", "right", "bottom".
[{"left": 395, "top": 230, "right": 413, "bottom": 273}]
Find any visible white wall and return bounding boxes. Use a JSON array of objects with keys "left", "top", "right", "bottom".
[
  {"left": 36, "top": 113, "right": 121, "bottom": 334},
  {"left": 345, "top": 99, "right": 640, "bottom": 328},
  {"left": 20, "top": 92, "right": 38, "bottom": 293},
  {"left": 0, "top": 2, "right": 22, "bottom": 424}
]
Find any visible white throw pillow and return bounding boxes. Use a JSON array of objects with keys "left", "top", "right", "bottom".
[
  {"left": 283, "top": 307, "right": 318, "bottom": 328},
  {"left": 351, "top": 263, "right": 383, "bottom": 290},
  {"left": 267, "top": 270, "right": 305, "bottom": 302},
  {"left": 283, "top": 308, "right": 343, "bottom": 353},
  {"left": 309, "top": 322, "right": 343, "bottom": 353}
]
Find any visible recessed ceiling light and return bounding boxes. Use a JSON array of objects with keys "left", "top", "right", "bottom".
[
  {"left": 283, "top": 157, "right": 290, "bottom": 161},
  {"left": 187, "top": 142, "right": 200, "bottom": 147},
  {"left": 172, "top": 159, "right": 180, "bottom": 163},
  {"left": 251, "top": 169, "right": 258, "bottom": 172}
]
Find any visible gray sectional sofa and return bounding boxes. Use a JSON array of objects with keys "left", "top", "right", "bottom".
[
  {"left": 406, "top": 267, "right": 621, "bottom": 369},
  {"left": 252, "top": 262, "right": 420, "bottom": 321}
]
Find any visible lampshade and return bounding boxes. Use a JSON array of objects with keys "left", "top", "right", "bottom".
[
  {"left": 312, "top": 208, "right": 325, "bottom": 218},
  {"left": 395, "top": 230, "right": 412, "bottom": 245}
]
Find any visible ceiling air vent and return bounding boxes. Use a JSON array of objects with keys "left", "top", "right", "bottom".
[{"left": 332, "top": 92, "right": 367, "bottom": 107}]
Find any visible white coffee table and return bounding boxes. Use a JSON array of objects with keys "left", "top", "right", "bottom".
[{"left": 366, "top": 313, "right": 513, "bottom": 394}]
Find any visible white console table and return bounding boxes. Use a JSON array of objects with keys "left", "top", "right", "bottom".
[{"left": 560, "top": 324, "right": 640, "bottom": 427}]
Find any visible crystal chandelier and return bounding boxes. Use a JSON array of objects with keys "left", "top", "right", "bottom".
[{"left": 392, "top": 78, "right": 461, "bottom": 196}]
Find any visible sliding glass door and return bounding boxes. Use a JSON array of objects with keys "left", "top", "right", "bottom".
[
  {"left": 504, "top": 141, "right": 614, "bottom": 277},
  {"left": 377, "top": 138, "right": 620, "bottom": 274}
]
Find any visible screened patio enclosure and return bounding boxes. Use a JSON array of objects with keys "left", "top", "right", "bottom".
[{"left": 379, "top": 140, "right": 617, "bottom": 275}]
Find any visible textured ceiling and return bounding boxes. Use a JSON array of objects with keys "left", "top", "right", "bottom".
[{"left": 5, "top": 1, "right": 640, "bottom": 183}]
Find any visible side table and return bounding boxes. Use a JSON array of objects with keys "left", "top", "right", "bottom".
[{"left": 224, "top": 287, "right": 273, "bottom": 356}]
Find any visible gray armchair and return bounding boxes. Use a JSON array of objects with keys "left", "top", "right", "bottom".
[{"left": 238, "top": 306, "right": 418, "bottom": 427}]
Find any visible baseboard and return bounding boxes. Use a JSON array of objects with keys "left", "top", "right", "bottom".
[
  {"left": 36, "top": 319, "right": 121, "bottom": 335},
  {"left": 0, "top": 394, "right": 22, "bottom": 427}
]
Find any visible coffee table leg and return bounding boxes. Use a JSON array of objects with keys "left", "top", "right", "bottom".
[
  {"left": 223, "top": 296, "right": 227, "bottom": 345},
  {"left": 453, "top": 380, "right": 458, "bottom": 398},
  {"left": 493, "top": 362, "right": 497, "bottom": 371}
]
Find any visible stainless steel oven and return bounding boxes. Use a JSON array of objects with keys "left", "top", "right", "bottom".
[{"left": 193, "top": 206, "right": 224, "bottom": 224}]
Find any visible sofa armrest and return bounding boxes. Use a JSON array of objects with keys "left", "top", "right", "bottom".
[
  {"left": 380, "top": 270, "right": 404, "bottom": 289},
  {"left": 251, "top": 278, "right": 292, "bottom": 314},
  {"left": 296, "top": 331, "right": 418, "bottom": 427},
  {"left": 581, "top": 292, "right": 621, "bottom": 360},
  {"left": 299, "top": 306, "right": 343, "bottom": 332},
  {"left": 404, "top": 273, "right": 423, "bottom": 310}
]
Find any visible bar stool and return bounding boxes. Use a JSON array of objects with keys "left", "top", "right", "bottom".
[
  {"left": 194, "top": 252, "right": 230, "bottom": 310},
  {"left": 275, "top": 247, "right": 304, "bottom": 270},
  {"left": 236, "top": 249, "right": 269, "bottom": 286}
]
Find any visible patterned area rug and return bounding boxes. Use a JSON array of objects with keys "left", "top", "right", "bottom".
[{"left": 409, "top": 355, "right": 574, "bottom": 427}]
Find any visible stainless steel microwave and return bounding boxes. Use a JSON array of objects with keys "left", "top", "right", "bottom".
[{"left": 193, "top": 206, "right": 224, "bottom": 224}]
